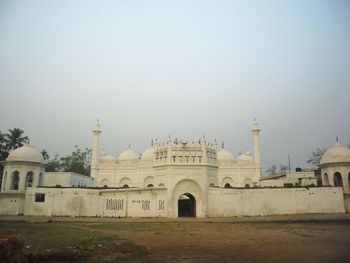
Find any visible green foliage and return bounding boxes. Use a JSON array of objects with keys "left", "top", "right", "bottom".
[
  {"left": 4, "top": 128, "right": 29, "bottom": 151},
  {"left": 45, "top": 154, "right": 62, "bottom": 172},
  {"left": 307, "top": 148, "right": 327, "bottom": 166},
  {"left": 0, "top": 131, "right": 7, "bottom": 161},
  {"left": 45, "top": 146, "right": 92, "bottom": 176},
  {"left": 60, "top": 146, "right": 92, "bottom": 176},
  {"left": 0, "top": 128, "right": 30, "bottom": 177}
]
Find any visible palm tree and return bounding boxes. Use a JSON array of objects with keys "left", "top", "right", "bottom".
[{"left": 4, "top": 128, "right": 29, "bottom": 151}]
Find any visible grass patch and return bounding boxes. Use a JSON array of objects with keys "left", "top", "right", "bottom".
[{"left": 0, "top": 221, "right": 147, "bottom": 262}]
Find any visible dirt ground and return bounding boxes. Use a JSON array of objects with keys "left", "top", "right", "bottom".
[{"left": 1, "top": 216, "right": 350, "bottom": 262}]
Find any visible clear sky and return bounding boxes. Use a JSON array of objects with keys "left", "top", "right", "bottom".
[{"left": 1, "top": 0, "right": 349, "bottom": 171}]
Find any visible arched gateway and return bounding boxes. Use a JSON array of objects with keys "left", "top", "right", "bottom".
[
  {"left": 172, "top": 179, "right": 203, "bottom": 218},
  {"left": 178, "top": 193, "right": 196, "bottom": 217}
]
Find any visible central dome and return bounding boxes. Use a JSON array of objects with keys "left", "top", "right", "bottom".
[
  {"left": 217, "top": 149, "right": 235, "bottom": 161},
  {"left": 100, "top": 151, "right": 116, "bottom": 163},
  {"left": 141, "top": 147, "right": 154, "bottom": 160},
  {"left": 6, "top": 144, "right": 45, "bottom": 163},
  {"left": 320, "top": 142, "right": 350, "bottom": 165},
  {"left": 118, "top": 148, "right": 139, "bottom": 161}
]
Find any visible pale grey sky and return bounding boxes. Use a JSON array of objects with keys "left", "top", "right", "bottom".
[{"left": 0, "top": 0, "right": 349, "bottom": 171}]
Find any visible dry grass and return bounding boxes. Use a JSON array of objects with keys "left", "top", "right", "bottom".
[{"left": 1, "top": 219, "right": 350, "bottom": 262}]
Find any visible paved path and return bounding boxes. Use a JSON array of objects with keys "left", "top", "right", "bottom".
[{"left": 0, "top": 213, "right": 350, "bottom": 223}]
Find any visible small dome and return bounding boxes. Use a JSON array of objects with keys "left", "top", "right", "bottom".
[
  {"left": 141, "top": 147, "right": 154, "bottom": 160},
  {"left": 217, "top": 149, "right": 235, "bottom": 161},
  {"left": 6, "top": 144, "right": 44, "bottom": 163},
  {"left": 320, "top": 142, "right": 350, "bottom": 165},
  {"left": 118, "top": 148, "right": 139, "bottom": 161},
  {"left": 100, "top": 152, "right": 116, "bottom": 162},
  {"left": 238, "top": 151, "right": 253, "bottom": 162}
]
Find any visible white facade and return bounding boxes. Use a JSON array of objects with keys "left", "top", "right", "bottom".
[{"left": 0, "top": 120, "right": 349, "bottom": 218}]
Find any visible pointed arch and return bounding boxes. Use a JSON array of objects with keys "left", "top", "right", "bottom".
[
  {"left": 119, "top": 177, "right": 132, "bottom": 188},
  {"left": 143, "top": 176, "right": 155, "bottom": 188},
  {"left": 334, "top": 172, "right": 343, "bottom": 187},
  {"left": 25, "top": 171, "right": 34, "bottom": 189},
  {"left": 100, "top": 179, "right": 111, "bottom": 187},
  {"left": 221, "top": 177, "right": 233, "bottom": 188},
  {"left": 243, "top": 178, "right": 253, "bottom": 188},
  {"left": 11, "top": 171, "right": 20, "bottom": 190},
  {"left": 172, "top": 179, "right": 203, "bottom": 218}
]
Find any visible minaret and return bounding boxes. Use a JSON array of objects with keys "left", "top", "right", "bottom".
[
  {"left": 90, "top": 119, "right": 102, "bottom": 179},
  {"left": 251, "top": 118, "right": 262, "bottom": 177}
]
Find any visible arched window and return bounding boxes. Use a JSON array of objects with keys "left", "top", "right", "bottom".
[
  {"left": 38, "top": 172, "right": 43, "bottom": 187},
  {"left": 100, "top": 179, "right": 110, "bottom": 187},
  {"left": 147, "top": 184, "right": 154, "bottom": 188},
  {"left": 224, "top": 183, "right": 231, "bottom": 188},
  {"left": 245, "top": 184, "right": 250, "bottom": 188},
  {"left": 209, "top": 183, "right": 215, "bottom": 187},
  {"left": 25, "top": 172, "right": 34, "bottom": 189},
  {"left": 334, "top": 172, "right": 343, "bottom": 187},
  {"left": 11, "top": 171, "right": 20, "bottom": 190},
  {"left": 122, "top": 184, "right": 129, "bottom": 189},
  {"left": 323, "top": 173, "right": 329, "bottom": 186}
]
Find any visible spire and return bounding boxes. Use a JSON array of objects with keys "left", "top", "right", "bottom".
[
  {"left": 252, "top": 118, "right": 260, "bottom": 132},
  {"left": 335, "top": 136, "right": 342, "bottom": 147},
  {"left": 222, "top": 141, "right": 224, "bottom": 149},
  {"left": 93, "top": 118, "right": 101, "bottom": 133},
  {"left": 151, "top": 138, "right": 154, "bottom": 147}
]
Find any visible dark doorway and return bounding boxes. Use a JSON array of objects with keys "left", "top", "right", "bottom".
[
  {"left": 334, "top": 172, "right": 343, "bottom": 187},
  {"left": 178, "top": 193, "right": 196, "bottom": 217}
]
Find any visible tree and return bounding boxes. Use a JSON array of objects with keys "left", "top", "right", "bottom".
[
  {"left": 4, "top": 128, "right": 29, "bottom": 152},
  {"left": 307, "top": 148, "right": 327, "bottom": 166},
  {"left": 266, "top": 164, "right": 277, "bottom": 175},
  {"left": 60, "top": 146, "right": 92, "bottom": 176},
  {"left": 45, "top": 154, "right": 62, "bottom": 172},
  {"left": 0, "top": 131, "right": 7, "bottom": 161}
]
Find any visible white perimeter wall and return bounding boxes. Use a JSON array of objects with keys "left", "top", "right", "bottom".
[
  {"left": 23, "top": 188, "right": 167, "bottom": 217},
  {"left": 0, "top": 193, "right": 25, "bottom": 215},
  {"left": 208, "top": 187, "right": 345, "bottom": 217}
]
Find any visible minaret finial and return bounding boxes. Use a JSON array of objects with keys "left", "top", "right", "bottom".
[
  {"left": 128, "top": 143, "right": 130, "bottom": 149},
  {"left": 151, "top": 138, "right": 154, "bottom": 146},
  {"left": 336, "top": 136, "right": 339, "bottom": 143},
  {"left": 222, "top": 141, "right": 224, "bottom": 149}
]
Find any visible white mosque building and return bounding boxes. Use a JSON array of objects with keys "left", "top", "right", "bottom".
[{"left": 0, "top": 120, "right": 349, "bottom": 218}]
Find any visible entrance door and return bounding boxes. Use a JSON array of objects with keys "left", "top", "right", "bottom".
[{"left": 178, "top": 193, "right": 196, "bottom": 217}]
